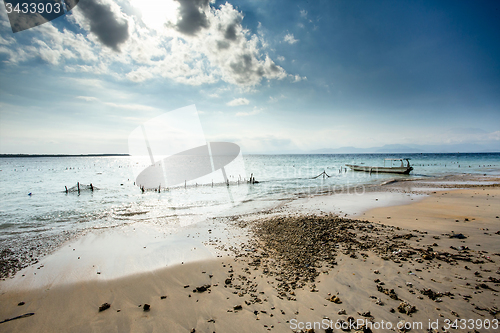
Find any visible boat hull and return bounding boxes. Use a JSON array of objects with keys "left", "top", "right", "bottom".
[{"left": 345, "top": 164, "right": 413, "bottom": 174}]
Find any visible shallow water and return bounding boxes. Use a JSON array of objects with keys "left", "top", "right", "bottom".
[{"left": 0, "top": 153, "right": 499, "bottom": 256}]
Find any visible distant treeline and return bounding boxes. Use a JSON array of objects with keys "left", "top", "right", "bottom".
[{"left": 0, "top": 154, "right": 130, "bottom": 158}]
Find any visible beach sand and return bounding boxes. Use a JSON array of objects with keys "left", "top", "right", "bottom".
[{"left": 1, "top": 185, "right": 499, "bottom": 332}]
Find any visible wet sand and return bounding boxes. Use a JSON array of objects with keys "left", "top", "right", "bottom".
[{"left": 1, "top": 182, "right": 499, "bottom": 332}]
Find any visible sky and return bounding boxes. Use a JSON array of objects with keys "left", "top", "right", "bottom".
[{"left": 0, "top": 0, "right": 499, "bottom": 154}]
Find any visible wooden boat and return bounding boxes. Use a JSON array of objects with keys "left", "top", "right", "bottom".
[{"left": 345, "top": 158, "right": 413, "bottom": 174}]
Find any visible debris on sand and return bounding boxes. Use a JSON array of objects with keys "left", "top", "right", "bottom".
[
  {"left": 420, "top": 288, "right": 442, "bottom": 300},
  {"left": 243, "top": 214, "right": 414, "bottom": 296},
  {"left": 377, "top": 285, "right": 399, "bottom": 300},
  {"left": 223, "top": 214, "right": 449, "bottom": 303},
  {"left": 0, "top": 312, "right": 35, "bottom": 324},
  {"left": 0, "top": 249, "right": 24, "bottom": 279},
  {"left": 193, "top": 285, "right": 211, "bottom": 293},
  {"left": 98, "top": 303, "right": 111, "bottom": 312},
  {"left": 398, "top": 301, "right": 417, "bottom": 315},
  {"left": 328, "top": 295, "right": 342, "bottom": 304}
]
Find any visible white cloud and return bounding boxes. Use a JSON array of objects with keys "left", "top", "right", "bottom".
[
  {"left": 0, "top": 34, "right": 14, "bottom": 45},
  {"left": 269, "top": 94, "right": 285, "bottom": 102},
  {"left": 291, "top": 74, "right": 307, "bottom": 82},
  {"left": 284, "top": 33, "right": 298, "bottom": 44},
  {"left": 125, "top": 67, "right": 156, "bottom": 83},
  {"left": 74, "top": 94, "right": 160, "bottom": 112},
  {"left": 104, "top": 102, "right": 159, "bottom": 112},
  {"left": 235, "top": 134, "right": 296, "bottom": 153},
  {"left": 0, "top": 17, "right": 99, "bottom": 66},
  {"left": 227, "top": 98, "right": 250, "bottom": 106},
  {"left": 76, "top": 96, "right": 99, "bottom": 102},
  {"left": 431, "top": 128, "right": 500, "bottom": 144},
  {"left": 236, "top": 107, "right": 263, "bottom": 117},
  {"left": 277, "top": 55, "right": 285, "bottom": 62},
  {"left": 489, "top": 130, "right": 500, "bottom": 141},
  {"left": 300, "top": 10, "right": 308, "bottom": 18}
]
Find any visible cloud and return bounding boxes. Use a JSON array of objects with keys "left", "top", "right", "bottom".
[
  {"left": 35, "top": 40, "right": 62, "bottom": 65},
  {"left": 76, "top": 0, "right": 130, "bottom": 51},
  {"left": 76, "top": 96, "right": 99, "bottom": 102},
  {"left": 277, "top": 55, "right": 285, "bottom": 62},
  {"left": 0, "top": 35, "right": 14, "bottom": 45},
  {"left": 489, "top": 131, "right": 500, "bottom": 141},
  {"left": 269, "top": 94, "right": 285, "bottom": 102},
  {"left": 414, "top": 128, "right": 500, "bottom": 146},
  {"left": 291, "top": 74, "right": 306, "bottom": 82},
  {"left": 0, "top": 22, "right": 98, "bottom": 66},
  {"left": 125, "top": 67, "right": 156, "bottom": 83},
  {"left": 74, "top": 95, "right": 158, "bottom": 112},
  {"left": 203, "top": 3, "right": 287, "bottom": 85},
  {"left": 227, "top": 98, "right": 250, "bottom": 106},
  {"left": 239, "top": 134, "right": 295, "bottom": 153},
  {"left": 300, "top": 10, "right": 308, "bottom": 18},
  {"left": 174, "top": 0, "right": 210, "bottom": 36},
  {"left": 284, "top": 33, "right": 298, "bottom": 44},
  {"left": 236, "top": 107, "right": 262, "bottom": 117},
  {"left": 104, "top": 102, "right": 159, "bottom": 112},
  {"left": 73, "top": 94, "right": 158, "bottom": 114}
]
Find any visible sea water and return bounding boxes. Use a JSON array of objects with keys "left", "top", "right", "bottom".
[{"left": 1, "top": 153, "right": 499, "bottom": 253}]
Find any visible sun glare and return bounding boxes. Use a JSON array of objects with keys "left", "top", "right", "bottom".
[{"left": 131, "top": 0, "right": 180, "bottom": 31}]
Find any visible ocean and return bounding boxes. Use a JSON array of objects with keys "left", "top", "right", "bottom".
[{"left": 1, "top": 153, "right": 499, "bottom": 259}]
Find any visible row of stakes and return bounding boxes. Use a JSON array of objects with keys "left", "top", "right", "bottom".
[
  {"left": 65, "top": 174, "right": 259, "bottom": 194},
  {"left": 65, "top": 182, "right": 93, "bottom": 194},
  {"left": 139, "top": 173, "right": 259, "bottom": 193}
]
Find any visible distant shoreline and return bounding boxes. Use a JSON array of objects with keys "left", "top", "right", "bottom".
[
  {"left": 1, "top": 152, "right": 499, "bottom": 158},
  {"left": 0, "top": 154, "right": 130, "bottom": 158}
]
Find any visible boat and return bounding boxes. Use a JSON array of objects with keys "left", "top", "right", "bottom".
[{"left": 345, "top": 158, "right": 413, "bottom": 174}]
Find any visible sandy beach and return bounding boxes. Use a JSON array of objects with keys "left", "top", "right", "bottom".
[{"left": 1, "top": 179, "right": 499, "bottom": 332}]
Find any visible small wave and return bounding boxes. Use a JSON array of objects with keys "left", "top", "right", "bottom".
[
  {"left": 380, "top": 179, "right": 400, "bottom": 186},
  {"left": 0, "top": 222, "right": 16, "bottom": 230},
  {"left": 115, "top": 211, "right": 149, "bottom": 217}
]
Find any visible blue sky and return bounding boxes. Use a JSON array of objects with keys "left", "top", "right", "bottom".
[{"left": 0, "top": 0, "right": 499, "bottom": 154}]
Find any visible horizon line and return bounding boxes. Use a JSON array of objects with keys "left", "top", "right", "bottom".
[{"left": 1, "top": 151, "right": 500, "bottom": 157}]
